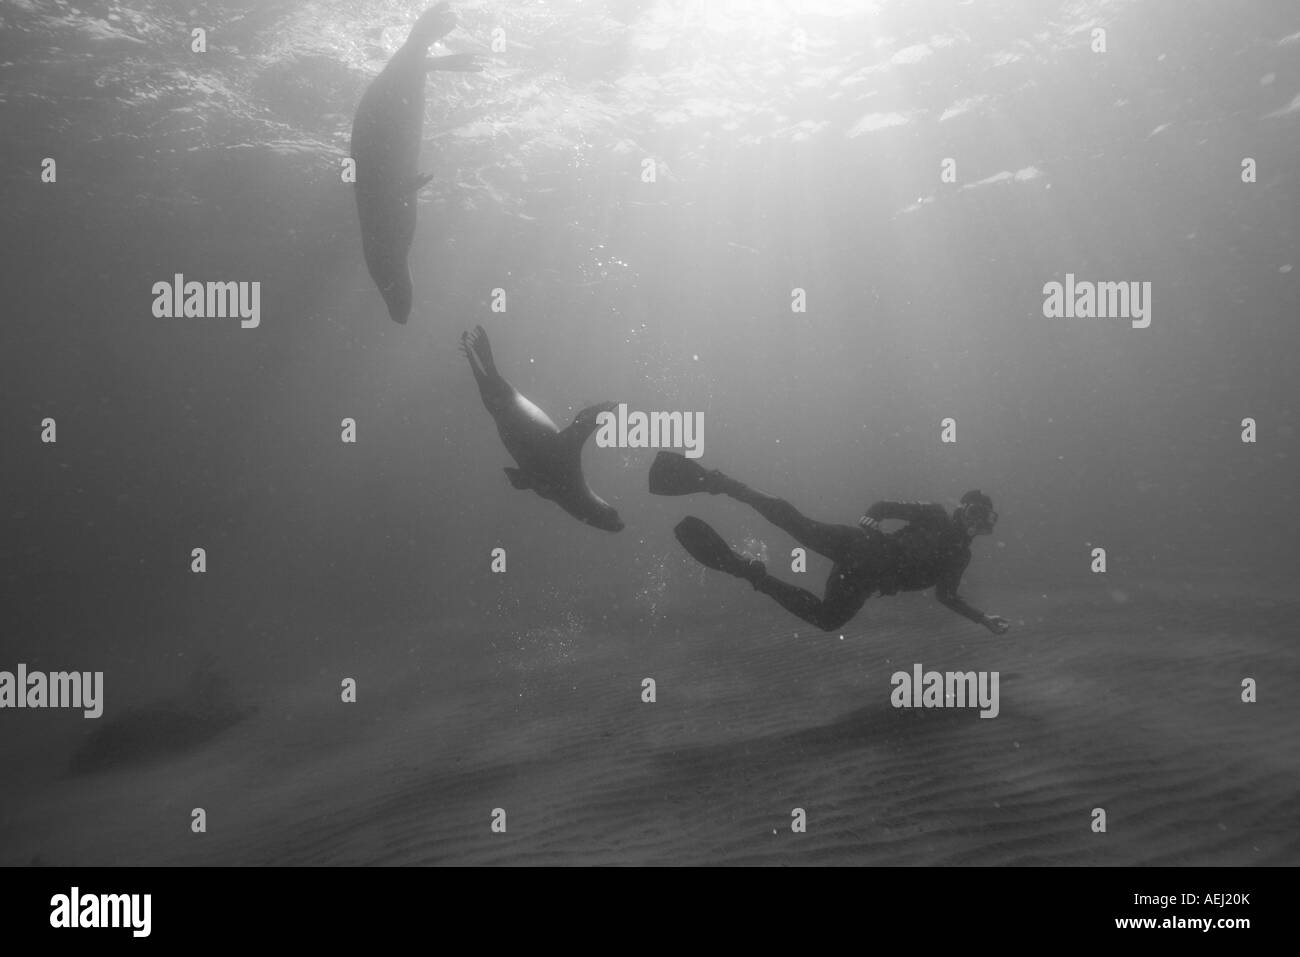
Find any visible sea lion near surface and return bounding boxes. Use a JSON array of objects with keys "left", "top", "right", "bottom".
[{"left": 351, "top": 3, "right": 481, "bottom": 323}]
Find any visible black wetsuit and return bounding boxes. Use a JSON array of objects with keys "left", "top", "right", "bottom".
[{"left": 723, "top": 483, "right": 987, "bottom": 632}]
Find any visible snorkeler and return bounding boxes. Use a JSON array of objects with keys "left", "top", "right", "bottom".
[{"left": 649, "top": 452, "right": 1011, "bottom": 635}]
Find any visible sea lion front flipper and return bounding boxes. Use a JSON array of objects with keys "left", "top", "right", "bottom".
[
  {"left": 426, "top": 53, "right": 483, "bottom": 72},
  {"left": 504, "top": 467, "right": 531, "bottom": 490},
  {"left": 406, "top": 172, "right": 435, "bottom": 194},
  {"left": 563, "top": 401, "right": 617, "bottom": 450}
]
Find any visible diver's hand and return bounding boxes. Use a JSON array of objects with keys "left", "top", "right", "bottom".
[{"left": 982, "top": 614, "right": 1011, "bottom": 635}]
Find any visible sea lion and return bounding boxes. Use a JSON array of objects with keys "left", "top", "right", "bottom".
[
  {"left": 351, "top": 3, "right": 480, "bottom": 323},
  {"left": 460, "top": 325, "right": 624, "bottom": 532}
]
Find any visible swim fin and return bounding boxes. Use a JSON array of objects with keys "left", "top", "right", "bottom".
[
  {"left": 649, "top": 451, "right": 716, "bottom": 495},
  {"left": 674, "top": 516, "right": 765, "bottom": 585}
]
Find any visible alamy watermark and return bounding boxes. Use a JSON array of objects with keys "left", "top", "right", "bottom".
[
  {"left": 50, "top": 888, "right": 150, "bottom": 937},
  {"left": 1042, "top": 273, "right": 1151, "bottom": 328},
  {"left": 595, "top": 403, "right": 703, "bottom": 458},
  {"left": 0, "top": 664, "right": 102, "bottom": 718},
  {"left": 151, "top": 274, "right": 260, "bottom": 328},
  {"left": 890, "top": 663, "right": 999, "bottom": 718}
]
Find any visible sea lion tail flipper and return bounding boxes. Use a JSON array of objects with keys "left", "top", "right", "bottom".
[
  {"left": 504, "top": 467, "right": 531, "bottom": 490},
  {"left": 563, "top": 400, "right": 617, "bottom": 448},
  {"left": 460, "top": 329, "right": 487, "bottom": 379},
  {"left": 463, "top": 327, "right": 515, "bottom": 408},
  {"left": 427, "top": 53, "right": 483, "bottom": 72},
  {"left": 408, "top": 3, "right": 457, "bottom": 48},
  {"left": 467, "top": 324, "right": 500, "bottom": 377}
]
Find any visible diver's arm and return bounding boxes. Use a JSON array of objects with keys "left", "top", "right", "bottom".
[
  {"left": 935, "top": 557, "right": 1009, "bottom": 633},
  {"left": 936, "top": 586, "right": 987, "bottom": 625},
  {"left": 864, "top": 501, "right": 947, "bottom": 524}
]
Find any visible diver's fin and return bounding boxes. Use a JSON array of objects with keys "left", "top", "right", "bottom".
[
  {"left": 504, "top": 467, "right": 531, "bottom": 490},
  {"left": 648, "top": 451, "right": 713, "bottom": 495},
  {"left": 407, "top": 172, "right": 434, "bottom": 194},
  {"left": 426, "top": 53, "right": 483, "bottom": 72},
  {"left": 673, "top": 516, "right": 759, "bottom": 580},
  {"left": 563, "top": 401, "right": 616, "bottom": 450}
]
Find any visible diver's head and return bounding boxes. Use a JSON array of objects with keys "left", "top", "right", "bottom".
[{"left": 956, "top": 489, "right": 997, "bottom": 537}]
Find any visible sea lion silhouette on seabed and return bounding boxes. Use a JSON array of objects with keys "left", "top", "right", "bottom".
[
  {"left": 351, "top": 3, "right": 481, "bottom": 323},
  {"left": 461, "top": 325, "right": 624, "bottom": 532}
]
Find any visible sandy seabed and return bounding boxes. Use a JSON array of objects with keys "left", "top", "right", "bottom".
[{"left": 3, "top": 581, "right": 1296, "bottom": 866}]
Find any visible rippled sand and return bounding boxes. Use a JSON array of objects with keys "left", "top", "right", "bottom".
[{"left": 4, "top": 582, "right": 1296, "bottom": 866}]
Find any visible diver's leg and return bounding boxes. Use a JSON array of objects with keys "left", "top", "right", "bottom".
[
  {"left": 649, "top": 453, "right": 864, "bottom": 564},
  {"left": 752, "top": 563, "right": 872, "bottom": 633},
  {"left": 717, "top": 477, "right": 862, "bottom": 564}
]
